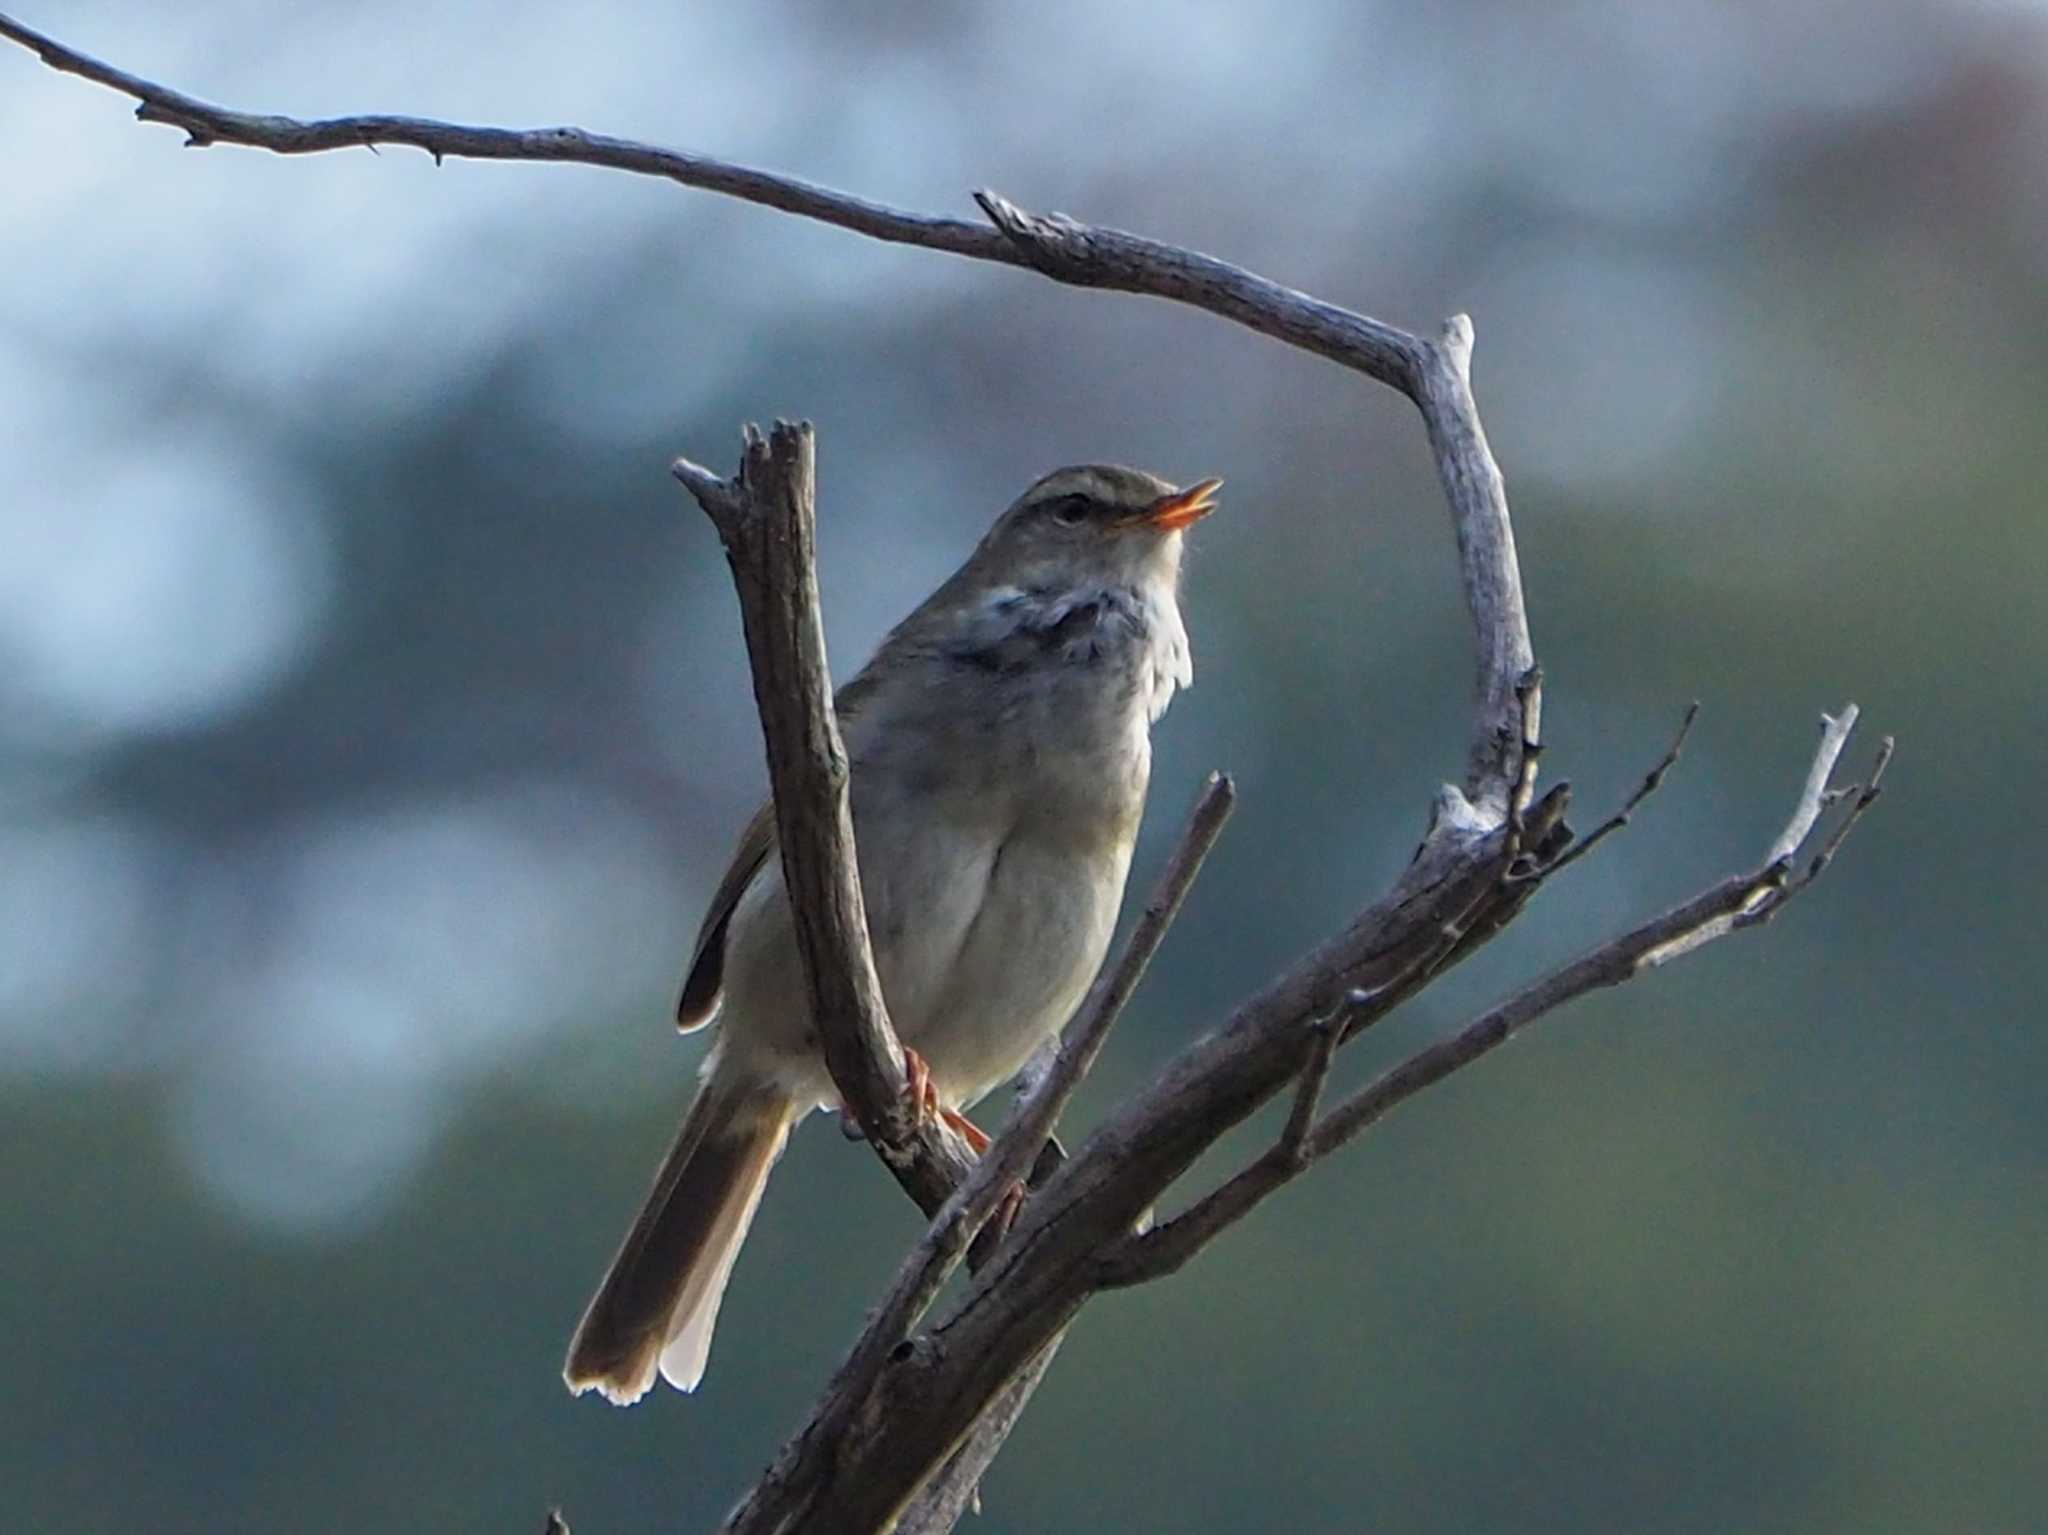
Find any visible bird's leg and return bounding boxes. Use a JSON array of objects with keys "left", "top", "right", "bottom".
[
  {"left": 899, "top": 1052, "right": 990, "bottom": 1153},
  {"left": 901, "top": 1046, "right": 940, "bottom": 1126},
  {"left": 935, "top": 1106, "right": 1034, "bottom": 1248},
  {"left": 939, "top": 1106, "right": 991, "bottom": 1155},
  {"left": 903, "top": 1064, "right": 1027, "bottom": 1238},
  {"left": 983, "top": 1179, "right": 1028, "bottom": 1245}
]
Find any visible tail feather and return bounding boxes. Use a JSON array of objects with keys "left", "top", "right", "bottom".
[{"left": 564, "top": 1074, "right": 796, "bottom": 1403}]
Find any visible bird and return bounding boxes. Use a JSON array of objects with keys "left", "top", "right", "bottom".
[{"left": 563, "top": 463, "right": 1220, "bottom": 1404}]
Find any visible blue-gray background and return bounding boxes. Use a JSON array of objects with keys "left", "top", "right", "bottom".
[{"left": 3, "top": 3, "right": 2041, "bottom": 1530}]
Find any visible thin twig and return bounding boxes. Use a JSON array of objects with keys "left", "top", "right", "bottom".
[
  {"left": 1792, "top": 735, "right": 1893, "bottom": 891},
  {"left": 1766, "top": 705, "right": 1860, "bottom": 867},
  {"left": 1540, "top": 699, "right": 1700, "bottom": 879},
  {"left": 1098, "top": 710, "right": 1884, "bottom": 1288},
  {"left": 1333, "top": 913, "right": 1468, "bottom": 1047},
  {"left": 1099, "top": 984, "right": 1365, "bottom": 1290},
  {"left": 1278, "top": 1012, "right": 1347, "bottom": 1169},
  {"left": 964, "top": 772, "right": 1236, "bottom": 1270},
  {"left": 848, "top": 775, "right": 1234, "bottom": 1370}
]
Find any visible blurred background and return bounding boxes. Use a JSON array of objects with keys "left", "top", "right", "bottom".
[{"left": 3, "top": 2, "right": 2042, "bottom": 1530}]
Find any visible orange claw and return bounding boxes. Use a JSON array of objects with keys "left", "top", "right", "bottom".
[
  {"left": 986, "top": 1180, "right": 1027, "bottom": 1246},
  {"left": 901, "top": 1053, "right": 993, "bottom": 1156},
  {"left": 902, "top": 1047, "right": 939, "bottom": 1124}
]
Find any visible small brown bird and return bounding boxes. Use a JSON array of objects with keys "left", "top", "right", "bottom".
[{"left": 564, "top": 464, "right": 1219, "bottom": 1403}]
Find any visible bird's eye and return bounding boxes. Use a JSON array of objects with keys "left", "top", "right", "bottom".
[{"left": 1046, "top": 494, "right": 1092, "bottom": 527}]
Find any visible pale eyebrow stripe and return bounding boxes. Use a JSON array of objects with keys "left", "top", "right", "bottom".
[{"left": 1025, "top": 467, "right": 1115, "bottom": 507}]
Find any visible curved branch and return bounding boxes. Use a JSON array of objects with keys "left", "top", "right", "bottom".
[
  {"left": 0, "top": 11, "right": 1532, "bottom": 808},
  {"left": 1415, "top": 317, "right": 1537, "bottom": 800},
  {"left": 0, "top": 16, "right": 1410, "bottom": 380}
]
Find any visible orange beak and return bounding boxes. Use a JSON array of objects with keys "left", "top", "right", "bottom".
[{"left": 1141, "top": 477, "right": 1223, "bottom": 531}]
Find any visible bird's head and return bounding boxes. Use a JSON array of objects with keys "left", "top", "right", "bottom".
[{"left": 968, "top": 464, "right": 1222, "bottom": 595}]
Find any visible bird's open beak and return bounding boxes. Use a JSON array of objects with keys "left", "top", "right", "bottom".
[{"left": 1140, "top": 477, "right": 1223, "bottom": 531}]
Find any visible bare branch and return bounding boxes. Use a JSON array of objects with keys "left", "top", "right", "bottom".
[
  {"left": 1098, "top": 709, "right": 1885, "bottom": 1288},
  {"left": 719, "top": 809, "right": 1547, "bottom": 1532},
  {"left": 672, "top": 424, "right": 976, "bottom": 1214},
  {"left": 717, "top": 777, "right": 1229, "bottom": 1532},
  {"left": 1306, "top": 741, "right": 1873, "bottom": 1161},
  {"left": 1419, "top": 319, "right": 1537, "bottom": 800},
  {"left": 1093, "top": 989, "right": 1355, "bottom": 1291},
  {"left": 1766, "top": 705, "right": 1860, "bottom": 867},
  {"left": 890, "top": 1130, "right": 1066, "bottom": 1531},
  {"left": 1540, "top": 699, "right": 1701, "bottom": 879},
  {"left": 1094, "top": 982, "right": 1373, "bottom": 1290},
  {"left": 832, "top": 775, "right": 1234, "bottom": 1385},
  {"left": 0, "top": 14, "right": 1005, "bottom": 254},
  {"left": 0, "top": 13, "right": 1533, "bottom": 817},
  {"left": 963, "top": 772, "right": 1236, "bottom": 1268},
  {"left": 967, "top": 190, "right": 1417, "bottom": 386},
  {"left": 0, "top": 23, "right": 1899, "bottom": 1532},
  {"left": 1278, "top": 1012, "right": 1346, "bottom": 1169},
  {"left": 0, "top": 15, "right": 1406, "bottom": 376},
  {"left": 1793, "top": 736, "right": 1893, "bottom": 891},
  {"left": 894, "top": 1339, "right": 1062, "bottom": 1535}
]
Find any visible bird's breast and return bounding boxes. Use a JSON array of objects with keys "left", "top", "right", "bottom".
[{"left": 902, "top": 578, "right": 1191, "bottom": 831}]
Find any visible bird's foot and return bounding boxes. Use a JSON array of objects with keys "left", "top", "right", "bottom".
[
  {"left": 901, "top": 1051, "right": 996, "bottom": 1159},
  {"left": 940, "top": 1106, "right": 992, "bottom": 1156},
  {"left": 985, "top": 1179, "right": 1028, "bottom": 1245},
  {"left": 901, "top": 1046, "right": 940, "bottom": 1126}
]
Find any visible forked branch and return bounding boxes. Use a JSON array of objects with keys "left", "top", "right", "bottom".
[
  {"left": 0, "top": 18, "right": 1897, "bottom": 1535},
  {"left": 1100, "top": 710, "right": 1891, "bottom": 1288},
  {"left": 673, "top": 425, "right": 977, "bottom": 1214}
]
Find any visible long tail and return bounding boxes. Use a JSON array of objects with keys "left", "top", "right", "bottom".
[{"left": 563, "top": 1070, "right": 797, "bottom": 1403}]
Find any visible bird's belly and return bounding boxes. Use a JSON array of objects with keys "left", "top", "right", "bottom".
[
  {"left": 895, "top": 830, "right": 1128, "bottom": 1108},
  {"left": 714, "top": 809, "right": 1130, "bottom": 1112},
  {"left": 716, "top": 669, "right": 1153, "bottom": 1109}
]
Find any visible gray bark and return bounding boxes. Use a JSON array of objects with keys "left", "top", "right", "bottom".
[{"left": 0, "top": 20, "right": 1895, "bottom": 1534}]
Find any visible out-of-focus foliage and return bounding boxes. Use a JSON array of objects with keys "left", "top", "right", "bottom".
[{"left": 3, "top": 2, "right": 2042, "bottom": 1530}]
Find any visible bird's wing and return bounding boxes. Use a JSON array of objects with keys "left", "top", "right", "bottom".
[
  {"left": 675, "top": 799, "right": 776, "bottom": 1031},
  {"left": 674, "top": 668, "right": 886, "bottom": 1031}
]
